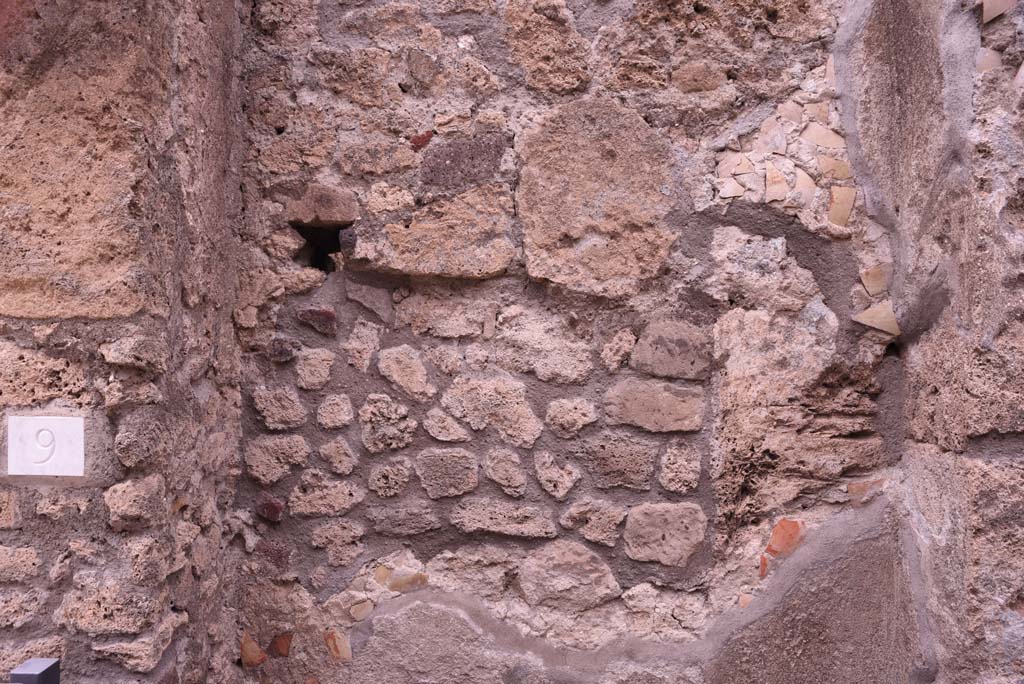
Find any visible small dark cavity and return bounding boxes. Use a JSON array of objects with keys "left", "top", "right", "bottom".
[
  {"left": 293, "top": 224, "right": 345, "bottom": 273},
  {"left": 766, "top": 7, "right": 779, "bottom": 22}
]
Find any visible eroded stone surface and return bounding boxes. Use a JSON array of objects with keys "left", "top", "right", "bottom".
[
  {"left": 623, "top": 503, "right": 707, "bottom": 567},
  {"left": 518, "top": 98, "right": 677, "bottom": 297}
]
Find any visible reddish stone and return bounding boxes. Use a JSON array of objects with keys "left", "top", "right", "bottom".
[
  {"left": 765, "top": 518, "right": 805, "bottom": 558},
  {"left": 240, "top": 631, "right": 268, "bottom": 668},
  {"left": 255, "top": 491, "right": 286, "bottom": 522},
  {"left": 410, "top": 130, "right": 433, "bottom": 151},
  {"left": 296, "top": 307, "right": 338, "bottom": 336},
  {"left": 268, "top": 632, "right": 293, "bottom": 658},
  {"left": 266, "top": 336, "right": 301, "bottom": 364},
  {"left": 324, "top": 628, "right": 352, "bottom": 662}
]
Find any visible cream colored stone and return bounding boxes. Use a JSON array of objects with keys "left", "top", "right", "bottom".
[
  {"left": 320, "top": 437, "right": 358, "bottom": 476},
  {"left": 533, "top": 451, "right": 581, "bottom": 501},
  {"left": 852, "top": 300, "right": 901, "bottom": 336},
  {"left": 423, "top": 408, "right": 471, "bottom": 442},
  {"left": 56, "top": 582, "right": 160, "bottom": 636},
  {"left": 659, "top": 441, "right": 701, "bottom": 493},
  {"left": 559, "top": 498, "right": 627, "bottom": 546},
  {"left": 104, "top": 475, "right": 166, "bottom": 532},
  {"left": 545, "top": 398, "right": 598, "bottom": 438},
  {"left": 623, "top": 502, "right": 707, "bottom": 567},
  {"left": 359, "top": 394, "right": 418, "bottom": 454},
  {"left": 253, "top": 387, "right": 307, "bottom": 430},
  {"left": 441, "top": 372, "right": 544, "bottom": 448},
  {"left": 601, "top": 329, "right": 637, "bottom": 372},
  {"left": 449, "top": 498, "right": 556, "bottom": 538},
  {"left": 344, "top": 318, "right": 382, "bottom": 371},
  {"left": 482, "top": 449, "right": 528, "bottom": 497},
  {"left": 518, "top": 97, "right": 677, "bottom": 297},
  {"left": 505, "top": 0, "right": 590, "bottom": 94},
  {"left": 368, "top": 459, "right": 412, "bottom": 498},
  {"left": 311, "top": 520, "right": 365, "bottom": 566},
  {"left": 244, "top": 435, "right": 309, "bottom": 485},
  {"left": 0, "top": 546, "right": 40, "bottom": 583},
  {"left": 367, "top": 182, "right": 415, "bottom": 213},
  {"left": 296, "top": 348, "right": 335, "bottom": 390},
  {"left": 415, "top": 448, "right": 479, "bottom": 499},
  {"left": 604, "top": 378, "right": 704, "bottom": 433},
  {"left": 318, "top": 394, "right": 355, "bottom": 429},
  {"left": 517, "top": 540, "right": 621, "bottom": 611},
  {"left": 378, "top": 344, "right": 436, "bottom": 401},
  {"left": 800, "top": 122, "right": 846, "bottom": 148},
  {"left": 92, "top": 611, "right": 187, "bottom": 673},
  {"left": 288, "top": 470, "right": 366, "bottom": 517},
  {"left": 753, "top": 116, "right": 787, "bottom": 155},
  {"left": 354, "top": 184, "right": 516, "bottom": 278},
  {"left": 828, "top": 186, "right": 857, "bottom": 226}
]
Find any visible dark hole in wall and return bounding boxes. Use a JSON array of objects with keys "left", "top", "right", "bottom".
[{"left": 293, "top": 224, "right": 349, "bottom": 273}]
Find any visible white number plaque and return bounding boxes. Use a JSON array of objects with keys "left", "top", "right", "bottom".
[{"left": 7, "top": 416, "right": 85, "bottom": 477}]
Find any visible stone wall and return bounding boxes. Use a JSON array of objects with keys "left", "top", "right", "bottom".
[{"left": 1, "top": 0, "right": 1023, "bottom": 682}]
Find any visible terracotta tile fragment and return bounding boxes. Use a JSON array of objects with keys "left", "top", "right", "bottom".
[
  {"left": 794, "top": 167, "right": 816, "bottom": 207},
  {"left": 268, "top": 632, "right": 293, "bottom": 658},
  {"left": 828, "top": 186, "right": 856, "bottom": 226},
  {"left": 983, "top": 0, "right": 1014, "bottom": 23},
  {"left": 852, "top": 300, "right": 901, "bottom": 336},
  {"left": 324, "top": 628, "right": 352, "bottom": 663},
  {"left": 737, "top": 593, "right": 754, "bottom": 608},
  {"left": 818, "top": 155, "right": 851, "bottom": 180},
  {"left": 764, "top": 161, "right": 789, "bottom": 202},
  {"left": 240, "top": 631, "right": 268, "bottom": 668},
  {"left": 778, "top": 100, "right": 802, "bottom": 124},
  {"left": 718, "top": 177, "right": 745, "bottom": 198},
  {"left": 804, "top": 101, "right": 829, "bottom": 123},
  {"left": 765, "top": 518, "right": 806, "bottom": 558},
  {"left": 800, "top": 122, "right": 846, "bottom": 149},
  {"left": 860, "top": 264, "right": 891, "bottom": 296}
]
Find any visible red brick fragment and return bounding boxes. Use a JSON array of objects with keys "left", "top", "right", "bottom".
[{"left": 410, "top": 130, "right": 433, "bottom": 151}]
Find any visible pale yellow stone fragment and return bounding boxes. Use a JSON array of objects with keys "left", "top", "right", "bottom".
[
  {"left": 828, "top": 186, "right": 856, "bottom": 226},
  {"left": 853, "top": 300, "right": 901, "bottom": 336},
  {"left": 804, "top": 101, "right": 829, "bottom": 124},
  {"left": 983, "top": 0, "right": 1014, "bottom": 23},
  {"left": 977, "top": 47, "right": 1002, "bottom": 73},
  {"left": 794, "top": 167, "right": 816, "bottom": 207},
  {"left": 860, "top": 264, "right": 891, "bottom": 296},
  {"left": 778, "top": 100, "right": 802, "bottom": 124},
  {"left": 764, "top": 161, "right": 789, "bottom": 202},
  {"left": 718, "top": 177, "right": 745, "bottom": 198},
  {"left": 818, "top": 155, "right": 852, "bottom": 180},
  {"left": 801, "top": 122, "right": 846, "bottom": 149}
]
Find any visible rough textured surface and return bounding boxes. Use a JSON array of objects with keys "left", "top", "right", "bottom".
[{"left": 2, "top": 0, "right": 1020, "bottom": 682}]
